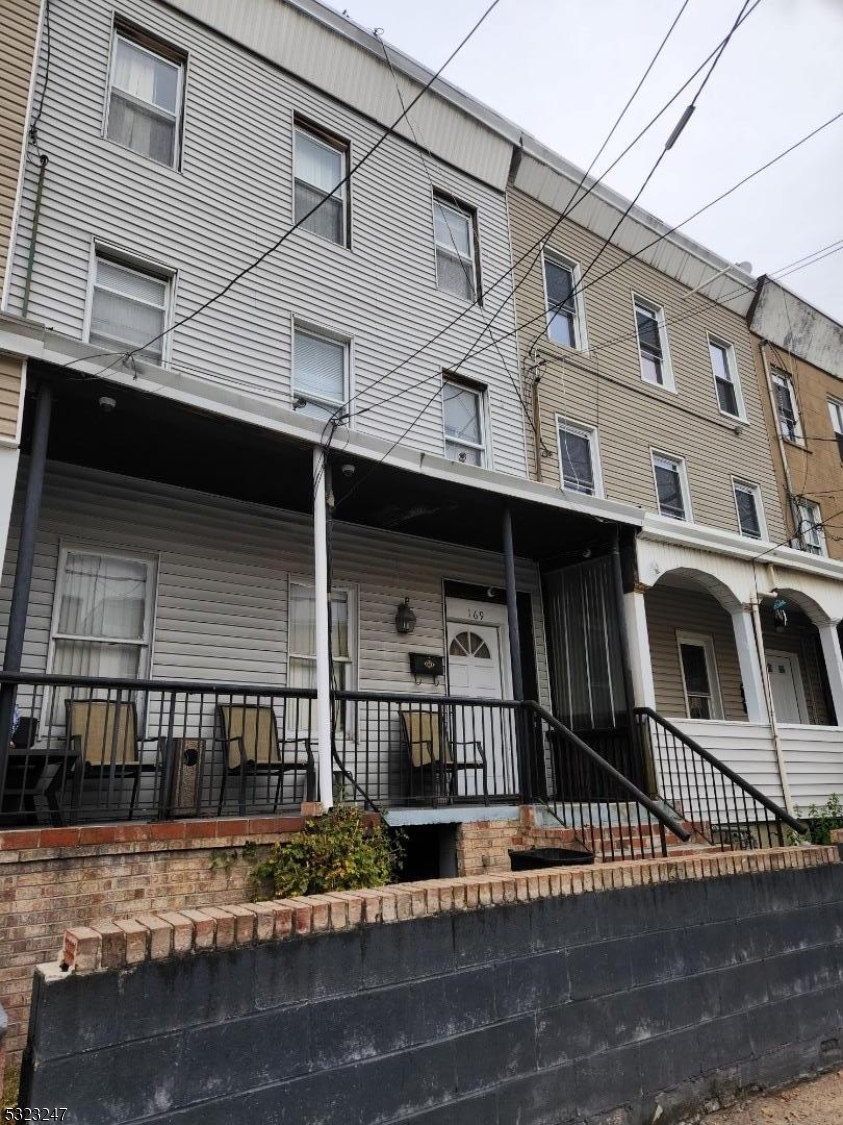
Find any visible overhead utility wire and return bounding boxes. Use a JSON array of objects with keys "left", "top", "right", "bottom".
[
  {"left": 338, "top": 1, "right": 766, "bottom": 499},
  {"left": 341, "top": 110, "right": 843, "bottom": 502},
  {"left": 399, "top": 106, "right": 843, "bottom": 392},
  {"left": 338, "top": 0, "right": 753, "bottom": 422},
  {"left": 60, "top": 0, "right": 504, "bottom": 387}
]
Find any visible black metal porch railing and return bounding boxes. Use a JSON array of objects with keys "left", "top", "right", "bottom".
[
  {"left": 523, "top": 701, "right": 690, "bottom": 861},
  {"left": 0, "top": 672, "right": 319, "bottom": 826},
  {"left": 634, "top": 707, "right": 808, "bottom": 849}
]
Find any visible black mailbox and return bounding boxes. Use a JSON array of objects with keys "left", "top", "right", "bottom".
[{"left": 409, "top": 652, "right": 444, "bottom": 680}]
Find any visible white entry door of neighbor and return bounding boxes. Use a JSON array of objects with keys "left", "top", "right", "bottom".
[
  {"left": 766, "top": 651, "right": 807, "bottom": 724},
  {"left": 446, "top": 601, "right": 512, "bottom": 796}
]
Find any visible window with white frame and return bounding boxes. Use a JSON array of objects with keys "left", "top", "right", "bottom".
[
  {"left": 652, "top": 452, "right": 690, "bottom": 521},
  {"left": 635, "top": 299, "right": 672, "bottom": 388},
  {"left": 709, "top": 337, "right": 744, "bottom": 419},
  {"left": 442, "top": 376, "right": 486, "bottom": 465},
  {"left": 105, "top": 26, "right": 184, "bottom": 168},
  {"left": 794, "top": 498, "right": 826, "bottom": 556},
  {"left": 294, "top": 122, "right": 348, "bottom": 246},
  {"left": 292, "top": 326, "right": 348, "bottom": 421},
  {"left": 543, "top": 252, "right": 586, "bottom": 350},
  {"left": 677, "top": 633, "right": 723, "bottom": 720},
  {"left": 828, "top": 398, "right": 843, "bottom": 461},
  {"left": 733, "top": 479, "right": 765, "bottom": 540},
  {"left": 49, "top": 549, "right": 156, "bottom": 681},
  {"left": 433, "top": 194, "right": 478, "bottom": 301},
  {"left": 89, "top": 251, "right": 171, "bottom": 362},
  {"left": 287, "top": 582, "right": 353, "bottom": 729},
  {"left": 557, "top": 420, "right": 601, "bottom": 496},
  {"left": 772, "top": 369, "right": 802, "bottom": 443}
]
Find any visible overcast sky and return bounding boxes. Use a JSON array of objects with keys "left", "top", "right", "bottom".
[{"left": 326, "top": 0, "right": 843, "bottom": 320}]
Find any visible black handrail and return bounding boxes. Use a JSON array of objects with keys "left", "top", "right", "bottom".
[
  {"left": 522, "top": 700, "right": 691, "bottom": 843},
  {"left": 634, "top": 707, "right": 808, "bottom": 836}
]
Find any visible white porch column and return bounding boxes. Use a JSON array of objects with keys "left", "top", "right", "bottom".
[
  {"left": 730, "top": 608, "right": 768, "bottom": 724},
  {"left": 0, "top": 445, "right": 20, "bottom": 581},
  {"left": 312, "top": 448, "right": 333, "bottom": 810},
  {"left": 623, "top": 590, "right": 656, "bottom": 710},
  {"left": 818, "top": 623, "right": 843, "bottom": 727}
]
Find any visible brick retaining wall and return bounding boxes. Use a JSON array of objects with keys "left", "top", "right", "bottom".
[
  {"left": 0, "top": 817, "right": 305, "bottom": 1075},
  {"left": 20, "top": 845, "right": 843, "bottom": 1123}
]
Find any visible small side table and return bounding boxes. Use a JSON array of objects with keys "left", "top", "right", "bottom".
[{"left": 158, "top": 737, "right": 207, "bottom": 817}]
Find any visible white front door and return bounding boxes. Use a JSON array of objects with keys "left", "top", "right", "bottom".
[
  {"left": 446, "top": 607, "right": 512, "bottom": 795},
  {"left": 767, "top": 651, "right": 807, "bottom": 724}
]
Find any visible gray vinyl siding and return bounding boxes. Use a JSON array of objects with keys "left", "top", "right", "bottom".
[
  {"left": 7, "top": 0, "right": 526, "bottom": 475},
  {"left": 507, "top": 188, "right": 786, "bottom": 539},
  {"left": 0, "top": 0, "right": 39, "bottom": 290},
  {"left": 0, "top": 462, "right": 550, "bottom": 704},
  {"left": 645, "top": 583, "right": 829, "bottom": 726}
]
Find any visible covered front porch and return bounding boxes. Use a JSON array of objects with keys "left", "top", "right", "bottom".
[
  {"left": 0, "top": 368, "right": 648, "bottom": 831},
  {"left": 630, "top": 533, "right": 843, "bottom": 814}
]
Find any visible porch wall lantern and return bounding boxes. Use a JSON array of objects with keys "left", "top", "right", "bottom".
[{"left": 395, "top": 597, "right": 417, "bottom": 635}]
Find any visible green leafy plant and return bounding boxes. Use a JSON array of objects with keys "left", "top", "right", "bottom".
[
  {"left": 250, "top": 807, "right": 403, "bottom": 898},
  {"left": 801, "top": 793, "right": 843, "bottom": 845}
]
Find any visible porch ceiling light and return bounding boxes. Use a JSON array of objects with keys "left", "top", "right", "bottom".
[{"left": 395, "top": 597, "right": 417, "bottom": 635}]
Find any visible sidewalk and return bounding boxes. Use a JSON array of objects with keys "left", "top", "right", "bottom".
[{"left": 702, "top": 1071, "right": 843, "bottom": 1123}]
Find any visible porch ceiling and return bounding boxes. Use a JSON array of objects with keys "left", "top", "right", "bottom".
[{"left": 25, "top": 369, "right": 614, "bottom": 560}]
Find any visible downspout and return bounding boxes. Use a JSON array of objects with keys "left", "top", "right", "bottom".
[
  {"left": 749, "top": 591, "right": 795, "bottom": 816},
  {"left": 312, "top": 447, "right": 333, "bottom": 810},
  {"left": 759, "top": 340, "right": 799, "bottom": 542},
  {"left": 21, "top": 154, "right": 48, "bottom": 319}
]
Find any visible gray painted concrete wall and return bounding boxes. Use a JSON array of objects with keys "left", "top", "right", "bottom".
[{"left": 22, "top": 864, "right": 843, "bottom": 1124}]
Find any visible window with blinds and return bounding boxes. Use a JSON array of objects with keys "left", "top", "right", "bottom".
[
  {"left": 709, "top": 337, "right": 744, "bottom": 419},
  {"left": 433, "top": 194, "right": 478, "bottom": 301},
  {"left": 557, "top": 421, "right": 601, "bottom": 496},
  {"left": 652, "top": 452, "right": 690, "bottom": 521},
  {"left": 828, "top": 398, "right": 843, "bottom": 461},
  {"left": 795, "top": 498, "right": 826, "bottom": 556},
  {"left": 543, "top": 252, "right": 585, "bottom": 349},
  {"left": 733, "top": 480, "right": 765, "bottom": 539},
  {"left": 772, "top": 370, "right": 802, "bottom": 443},
  {"left": 106, "top": 27, "right": 184, "bottom": 168},
  {"left": 294, "top": 123, "right": 348, "bottom": 245},
  {"left": 292, "top": 327, "right": 348, "bottom": 420},
  {"left": 635, "top": 298, "right": 672, "bottom": 389},
  {"left": 89, "top": 252, "right": 171, "bottom": 362}
]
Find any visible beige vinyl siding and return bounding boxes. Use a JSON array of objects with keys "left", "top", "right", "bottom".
[
  {"left": 8, "top": 0, "right": 526, "bottom": 476},
  {"left": 645, "top": 583, "right": 830, "bottom": 726},
  {"left": 0, "top": 353, "right": 24, "bottom": 442},
  {"left": 0, "top": 0, "right": 40, "bottom": 281},
  {"left": 508, "top": 188, "right": 785, "bottom": 539},
  {"left": 645, "top": 584, "right": 746, "bottom": 722},
  {"left": 0, "top": 462, "right": 550, "bottom": 704}
]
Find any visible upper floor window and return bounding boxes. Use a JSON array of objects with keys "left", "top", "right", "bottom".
[
  {"left": 709, "top": 337, "right": 744, "bottom": 419},
  {"left": 88, "top": 250, "right": 172, "bottom": 363},
  {"left": 794, "top": 498, "right": 826, "bottom": 556},
  {"left": 294, "top": 122, "right": 348, "bottom": 246},
  {"left": 433, "top": 194, "right": 478, "bottom": 302},
  {"left": 828, "top": 399, "right": 843, "bottom": 461},
  {"left": 543, "top": 252, "right": 587, "bottom": 350},
  {"left": 50, "top": 547, "right": 156, "bottom": 681},
  {"left": 634, "top": 298, "right": 673, "bottom": 390},
  {"left": 106, "top": 27, "right": 185, "bottom": 168},
  {"left": 292, "top": 326, "right": 349, "bottom": 421},
  {"left": 652, "top": 452, "right": 690, "bottom": 521},
  {"left": 772, "top": 370, "right": 802, "bottom": 443},
  {"left": 557, "top": 420, "right": 602, "bottom": 496},
  {"left": 442, "top": 376, "right": 486, "bottom": 466},
  {"left": 733, "top": 479, "right": 765, "bottom": 540}
]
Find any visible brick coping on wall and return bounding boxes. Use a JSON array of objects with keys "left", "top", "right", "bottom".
[{"left": 56, "top": 845, "right": 840, "bottom": 977}]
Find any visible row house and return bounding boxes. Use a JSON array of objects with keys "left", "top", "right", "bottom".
[
  {"left": 511, "top": 154, "right": 843, "bottom": 817},
  {"left": 0, "top": 0, "right": 836, "bottom": 863}
]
